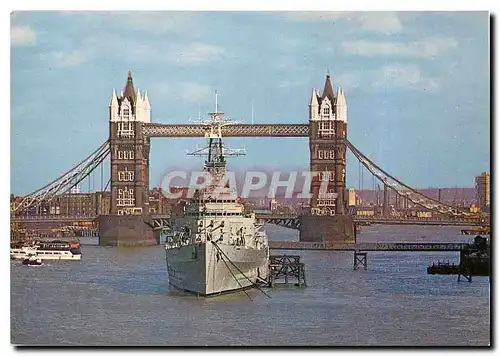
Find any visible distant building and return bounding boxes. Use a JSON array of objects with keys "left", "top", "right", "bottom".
[
  {"left": 148, "top": 187, "right": 170, "bottom": 214},
  {"left": 12, "top": 188, "right": 169, "bottom": 217},
  {"left": 10, "top": 195, "right": 24, "bottom": 213},
  {"left": 353, "top": 187, "right": 475, "bottom": 208},
  {"left": 469, "top": 204, "right": 481, "bottom": 214},
  {"left": 356, "top": 208, "right": 375, "bottom": 216},
  {"left": 96, "top": 192, "right": 111, "bottom": 215},
  {"left": 269, "top": 198, "right": 278, "bottom": 211},
  {"left": 348, "top": 188, "right": 356, "bottom": 206},
  {"left": 416, "top": 211, "right": 432, "bottom": 218},
  {"left": 33, "top": 193, "right": 99, "bottom": 216},
  {"left": 475, "top": 172, "right": 490, "bottom": 211}
]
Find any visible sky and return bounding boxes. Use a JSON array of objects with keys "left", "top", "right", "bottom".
[{"left": 10, "top": 11, "right": 490, "bottom": 195}]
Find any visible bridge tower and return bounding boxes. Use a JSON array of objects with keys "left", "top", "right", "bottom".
[
  {"left": 308, "top": 71, "right": 347, "bottom": 215},
  {"left": 108, "top": 71, "right": 151, "bottom": 215},
  {"left": 99, "top": 71, "right": 156, "bottom": 246},
  {"left": 300, "top": 72, "right": 354, "bottom": 243}
]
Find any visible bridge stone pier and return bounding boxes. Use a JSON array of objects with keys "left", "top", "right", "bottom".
[
  {"left": 99, "top": 214, "right": 155, "bottom": 246},
  {"left": 300, "top": 215, "right": 355, "bottom": 243}
]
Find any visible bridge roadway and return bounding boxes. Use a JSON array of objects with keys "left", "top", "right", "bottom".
[
  {"left": 268, "top": 241, "right": 469, "bottom": 251},
  {"left": 255, "top": 214, "right": 483, "bottom": 227},
  {"left": 352, "top": 216, "right": 483, "bottom": 226},
  {"left": 11, "top": 213, "right": 483, "bottom": 227},
  {"left": 10, "top": 214, "right": 169, "bottom": 223},
  {"left": 11, "top": 215, "right": 97, "bottom": 223}
]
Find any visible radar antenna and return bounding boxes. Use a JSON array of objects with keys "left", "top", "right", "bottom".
[{"left": 186, "top": 91, "right": 246, "bottom": 172}]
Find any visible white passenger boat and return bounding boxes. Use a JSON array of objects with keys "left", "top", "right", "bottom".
[{"left": 11, "top": 240, "right": 82, "bottom": 261}]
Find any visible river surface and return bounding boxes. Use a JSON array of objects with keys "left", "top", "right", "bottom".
[{"left": 10, "top": 225, "right": 490, "bottom": 346}]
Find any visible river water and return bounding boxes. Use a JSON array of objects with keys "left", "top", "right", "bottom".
[{"left": 10, "top": 225, "right": 490, "bottom": 346}]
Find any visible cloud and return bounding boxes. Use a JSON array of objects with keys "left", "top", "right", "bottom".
[
  {"left": 286, "top": 11, "right": 402, "bottom": 34},
  {"left": 52, "top": 48, "right": 92, "bottom": 67},
  {"left": 276, "top": 35, "right": 303, "bottom": 52},
  {"left": 59, "top": 11, "right": 198, "bottom": 35},
  {"left": 128, "top": 44, "right": 163, "bottom": 61},
  {"left": 356, "top": 12, "right": 402, "bottom": 33},
  {"left": 341, "top": 36, "right": 458, "bottom": 58},
  {"left": 50, "top": 35, "right": 162, "bottom": 67},
  {"left": 372, "top": 64, "right": 440, "bottom": 92},
  {"left": 336, "top": 64, "right": 440, "bottom": 93},
  {"left": 48, "top": 34, "right": 225, "bottom": 68},
  {"left": 335, "top": 73, "right": 361, "bottom": 91},
  {"left": 286, "top": 11, "right": 348, "bottom": 22},
  {"left": 44, "top": 12, "right": 207, "bottom": 67},
  {"left": 48, "top": 35, "right": 108, "bottom": 67},
  {"left": 173, "top": 43, "right": 228, "bottom": 66},
  {"left": 11, "top": 25, "right": 36, "bottom": 46},
  {"left": 177, "top": 82, "right": 213, "bottom": 103},
  {"left": 152, "top": 82, "right": 213, "bottom": 104},
  {"left": 108, "top": 12, "right": 199, "bottom": 34},
  {"left": 277, "top": 79, "right": 304, "bottom": 88}
]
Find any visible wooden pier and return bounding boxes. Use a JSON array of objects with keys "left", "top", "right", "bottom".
[
  {"left": 269, "top": 241, "right": 471, "bottom": 274},
  {"left": 269, "top": 241, "right": 469, "bottom": 252},
  {"left": 266, "top": 238, "right": 488, "bottom": 281},
  {"left": 268, "top": 255, "right": 306, "bottom": 288},
  {"left": 460, "top": 227, "right": 490, "bottom": 235}
]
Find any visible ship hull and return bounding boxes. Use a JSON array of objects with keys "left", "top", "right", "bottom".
[{"left": 166, "top": 242, "right": 269, "bottom": 296}]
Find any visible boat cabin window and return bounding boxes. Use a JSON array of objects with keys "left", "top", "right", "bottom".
[
  {"left": 186, "top": 211, "right": 243, "bottom": 216},
  {"left": 204, "top": 198, "right": 236, "bottom": 203}
]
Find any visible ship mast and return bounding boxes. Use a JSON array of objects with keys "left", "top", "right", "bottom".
[{"left": 187, "top": 91, "right": 246, "bottom": 174}]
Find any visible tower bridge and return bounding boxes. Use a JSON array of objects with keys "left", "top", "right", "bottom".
[{"left": 11, "top": 71, "right": 483, "bottom": 246}]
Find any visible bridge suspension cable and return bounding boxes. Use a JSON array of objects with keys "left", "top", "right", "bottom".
[
  {"left": 12, "top": 140, "right": 110, "bottom": 214},
  {"left": 346, "top": 140, "right": 472, "bottom": 217}
]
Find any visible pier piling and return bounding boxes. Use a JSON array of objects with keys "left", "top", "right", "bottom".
[{"left": 353, "top": 251, "right": 367, "bottom": 270}]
